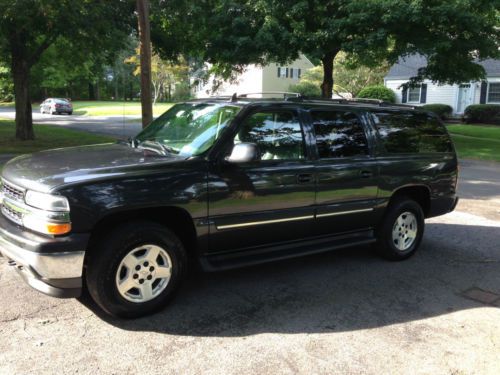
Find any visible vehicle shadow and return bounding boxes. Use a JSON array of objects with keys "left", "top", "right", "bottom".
[{"left": 79, "top": 222, "right": 500, "bottom": 336}]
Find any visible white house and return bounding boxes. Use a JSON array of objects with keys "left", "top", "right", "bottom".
[
  {"left": 193, "top": 54, "right": 314, "bottom": 98},
  {"left": 384, "top": 54, "right": 500, "bottom": 115}
]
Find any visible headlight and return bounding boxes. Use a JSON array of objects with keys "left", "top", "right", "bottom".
[{"left": 25, "top": 190, "right": 70, "bottom": 212}]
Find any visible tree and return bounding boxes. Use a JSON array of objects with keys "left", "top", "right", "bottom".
[
  {"left": 0, "top": 0, "right": 134, "bottom": 140},
  {"left": 334, "top": 53, "right": 389, "bottom": 97},
  {"left": 152, "top": 0, "right": 499, "bottom": 99},
  {"left": 126, "top": 49, "right": 189, "bottom": 104},
  {"left": 268, "top": 0, "right": 500, "bottom": 98},
  {"left": 137, "top": 0, "right": 153, "bottom": 128},
  {"left": 289, "top": 55, "right": 389, "bottom": 98}
]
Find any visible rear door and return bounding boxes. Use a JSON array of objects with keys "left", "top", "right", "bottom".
[
  {"left": 207, "top": 107, "right": 316, "bottom": 254},
  {"left": 309, "top": 108, "right": 379, "bottom": 236}
]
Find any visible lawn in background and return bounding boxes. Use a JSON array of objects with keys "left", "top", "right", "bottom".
[
  {"left": 447, "top": 124, "right": 500, "bottom": 162},
  {"left": 0, "top": 120, "right": 114, "bottom": 155},
  {"left": 66, "top": 101, "right": 173, "bottom": 117}
]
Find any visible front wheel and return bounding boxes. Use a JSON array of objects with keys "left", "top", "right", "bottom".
[
  {"left": 375, "top": 197, "right": 425, "bottom": 260},
  {"left": 86, "top": 221, "right": 187, "bottom": 318}
]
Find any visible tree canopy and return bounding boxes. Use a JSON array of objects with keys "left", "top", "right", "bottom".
[
  {"left": 0, "top": 0, "right": 134, "bottom": 139},
  {"left": 152, "top": 0, "right": 500, "bottom": 98}
]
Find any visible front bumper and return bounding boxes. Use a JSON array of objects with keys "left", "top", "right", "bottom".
[{"left": 0, "top": 214, "right": 89, "bottom": 298}]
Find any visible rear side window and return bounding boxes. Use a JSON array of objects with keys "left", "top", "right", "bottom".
[
  {"left": 311, "top": 110, "right": 369, "bottom": 158},
  {"left": 372, "top": 111, "right": 453, "bottom": 153}
]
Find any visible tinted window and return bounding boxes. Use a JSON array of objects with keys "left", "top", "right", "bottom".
[
  {"left": 311, "top": 110, "right": 368, "bottom": 158},
  {"left": 236, "top": 111, "right": 304, "bottom": 160},
  {"left": 372, "top": 111, "right": 453, "bottom": 153}
]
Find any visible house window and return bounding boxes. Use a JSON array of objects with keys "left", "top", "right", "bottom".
[
  {"left": 408, "top": 86, "right": 421, "bottom": 103},
  {"left": 487, "top": 83, "right": 500, "bottom": 103},
  {"left": 289, "top": 68, "right": 302, "bottom": 80},
  {"left": 277, "top": 67, "right": 287, "bottom": 78}
]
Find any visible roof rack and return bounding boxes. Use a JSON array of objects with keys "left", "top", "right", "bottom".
[
  {"left": 237, "top": 91, "right": 301, "bottom": 98},
  {"left": 227, "top": 92, "right": 302, "bottom": 102},
  {"left": 287, "top": 96, "right": 416, "bottom": 109},
  {"left": 205, "top": 92, "right": 416, "bottom": 109}
]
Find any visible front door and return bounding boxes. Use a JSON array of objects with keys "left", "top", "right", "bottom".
[
  {"left": 457, "top": 84, "right": 473, "bottom": 114},
  {"left": 207, "top": 108, "right": 316, "bottom": 254}
]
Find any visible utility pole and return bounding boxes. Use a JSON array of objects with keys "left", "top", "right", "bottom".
[{"left": 137, "top": 0, "right": 153, "bottom": 128}]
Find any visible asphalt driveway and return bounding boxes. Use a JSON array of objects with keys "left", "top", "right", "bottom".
[{"left": 0, "top": 113, "right": 499, "bottom": 373}]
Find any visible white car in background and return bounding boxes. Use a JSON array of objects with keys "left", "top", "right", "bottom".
[{"left": 40, "top": 98, "right": 73, "bottom": 115}]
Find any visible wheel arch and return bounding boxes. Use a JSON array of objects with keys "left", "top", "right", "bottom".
[
  {"left": 85, "top": 206, "right": 198, "bottom": 265},
  {"left": 389, "top": 185, "right": 431, "bottom": 217}
]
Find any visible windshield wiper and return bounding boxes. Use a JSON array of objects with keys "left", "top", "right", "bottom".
[{"left": 137, "top": 139, "right": 178, "bottom": 156}]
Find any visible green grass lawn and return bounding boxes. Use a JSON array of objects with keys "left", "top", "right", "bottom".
[
  {"left": 0, "top": 120, "right": 114, "bottom": 155},
  {"left": 447, "top": 124, "right": 500, "bottom": 162}
]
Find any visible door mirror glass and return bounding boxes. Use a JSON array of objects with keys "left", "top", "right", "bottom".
[{"left": 226, "top": 143, "right": 260, "bottom": 163}]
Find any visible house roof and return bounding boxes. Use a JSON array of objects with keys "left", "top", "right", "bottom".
[{"left": 385, "top": 54, "right": 500, "bottom": 79}]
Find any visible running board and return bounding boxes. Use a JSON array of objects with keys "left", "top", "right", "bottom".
[{"left": 200, "top": 230, "right": 376, "bottom": 271}]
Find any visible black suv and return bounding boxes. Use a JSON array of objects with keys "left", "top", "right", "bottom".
[{"left": 0, "top": 95, "right": 458, "bottom": 318}]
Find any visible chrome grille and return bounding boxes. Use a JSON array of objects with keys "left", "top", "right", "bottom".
[
  {"left": 1, "top": 202, "right": 23, "bottom": 225},
  {"left": 2, "top": 180, "right": 25, "bottom": 202}
]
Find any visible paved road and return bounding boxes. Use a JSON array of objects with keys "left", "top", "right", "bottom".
[{"left": 0, "top": 107, "right": 142, "bottom": 139}]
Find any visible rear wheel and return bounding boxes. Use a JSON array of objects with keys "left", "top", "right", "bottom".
[
  {"left": 86, "top": 221, "right": 187, "bottom": 318},
  {"left": 375, "top": 197, "right": 425, "bottom": 260}
]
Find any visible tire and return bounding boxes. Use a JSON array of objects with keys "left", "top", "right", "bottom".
[
  {"left": 374, "top": 196, "right": 425, "bottom": 260},
  {"left": 86, "top": 221, "right": 187, "bottom": 318},
  {"left": 68, "top": 111, "right": 73, "bottom": 115}
]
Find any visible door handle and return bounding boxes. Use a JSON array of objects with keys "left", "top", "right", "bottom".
[
  {"left": 360, "top": 170, "right": 373, "bottom": 178},
  {"left": 297, "top": 173, "right": 313, "bottom": 183}
]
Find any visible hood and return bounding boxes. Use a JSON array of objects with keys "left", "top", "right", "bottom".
[{"left": 1, "top": 143, "right": 183, "bottom": 193}]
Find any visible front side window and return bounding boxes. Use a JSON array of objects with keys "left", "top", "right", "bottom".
[
  {"left": 235, "top": 111, "right": 305, "bottom": 160},
  {"left": 408, "top": 86, "right": 421, "bottom": 103},
  {"left": 135, "top": 103, "right": 240, "bottom": 157},
  {"left": 487, "top": 83, "right": 500, "bottom": 103},
  {"left": 311, "top": 110, "right": 369, "bottom": 158}
]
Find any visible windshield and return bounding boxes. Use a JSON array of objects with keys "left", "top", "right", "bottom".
[{"left": 135, "top": 102, "right": 240, "bottom": 157}]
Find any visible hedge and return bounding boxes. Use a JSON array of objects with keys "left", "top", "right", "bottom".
[
  {"left": 422, "top": 104, "right": 453, "bottom": 120},
  {"left": 357, "top": 85, "right": 396, "bottom": 103},
  {"left": 464, "top": 104, "right": 500, "bottom": 125},
  {"left": 288, "top": 81, "right": 321, "bottom": 97}
]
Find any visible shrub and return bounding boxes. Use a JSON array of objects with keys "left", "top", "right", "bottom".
[
  {"left": 357, "top": 85, "right": 396, "bottom": 103},
  {"left": 422, "top": 104, "right": 453, "bottom": 120},
  {"left": 172, "top": 82, "right": 192, "bottom": 102},
  {"left": 289, "top": 81, "right": 321, "bottom": 97},
  {"left": 464, "top": 104, "right": 500, "bottom": 125}
]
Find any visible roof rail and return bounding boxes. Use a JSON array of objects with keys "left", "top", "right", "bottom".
[
  {"left": 237, "top": 91, "right": 302, "bottom": 99},
  {"left": 208, "top": 92, "right": 416, "bottom": 109},
  {"left": 287, "top": 96, "right": 416, "bottom": 109}
]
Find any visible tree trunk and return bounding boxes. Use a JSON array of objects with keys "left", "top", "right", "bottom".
[
  {"left": 137, "top": 0, "right": 153, "bottom": 128},
  {"left": 12, "top": 60, "right": 34, "bottom": 140},
  {"left": 88, "top": 82, "right": 95, "bottom": 100},
  {"left": 94, "top": 80, "right": 101, "bottom": 100},
  {"left": 320, "top": 54, "right": 336, "bottom": 99}
]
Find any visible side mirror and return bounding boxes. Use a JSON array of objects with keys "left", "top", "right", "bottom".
[{"left": 226, "top": 143, "right": 260, "bottom": 163}]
